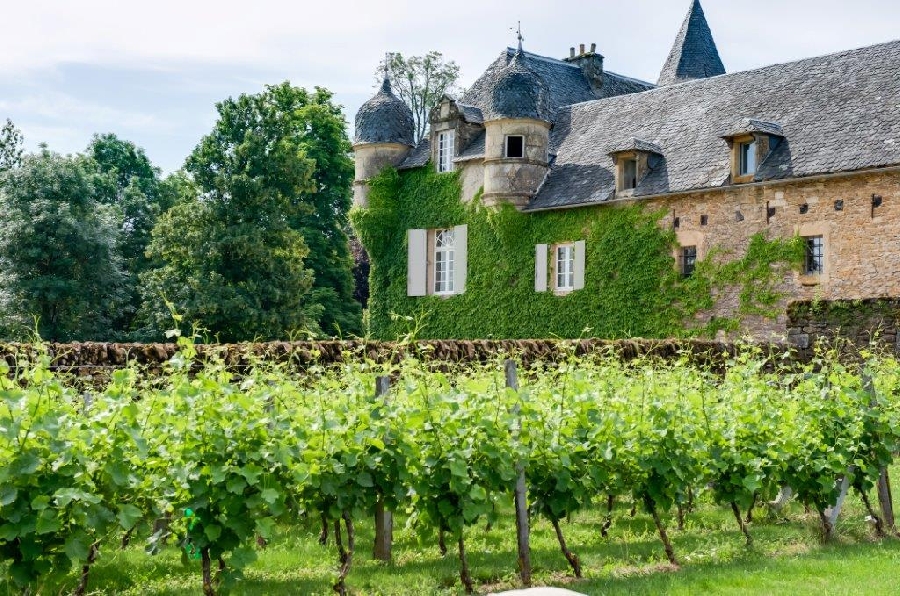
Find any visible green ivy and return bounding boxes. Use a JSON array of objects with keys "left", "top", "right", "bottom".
[{"left": 351, "top": 166, "right": 804, "bottom": 340}]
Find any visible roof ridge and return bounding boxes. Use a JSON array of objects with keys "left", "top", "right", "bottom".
[{"left": 562, "top": 38, "right": 900, "bottom": 110}]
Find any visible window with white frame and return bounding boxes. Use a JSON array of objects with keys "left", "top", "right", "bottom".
[
  {"left": 434, "top": 228, "right": 456, "bottom": 294},
  {"left": 437, "top": 130, "right": 455, "bottom": 173},
  {"left": 739, "top": 140, "right": 757, "bottom": 176},
  {"left": 555, "top": 244, "right": 575, "bottom": 291}
]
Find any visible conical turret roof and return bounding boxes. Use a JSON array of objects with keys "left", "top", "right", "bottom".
[
  {"left": 657, "top": 0, "right": 725, "bottom": 86},
  {"left": 484, "top": 51, "right": 550, "bottom": 122},
  {"left": 354, "top": 77, "right": 415, "bottom": 146}
]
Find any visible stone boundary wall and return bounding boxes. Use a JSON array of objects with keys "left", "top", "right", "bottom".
[
  {"left": 787, "top": 298, "right": 900, "bottom": 355},
  {"left": 0, "top": 338, "right": 803, "bottom": 376}
]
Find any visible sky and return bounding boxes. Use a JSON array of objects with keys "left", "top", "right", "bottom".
[{"left": 2, "top": 0, "right": 898, "bottom": 173}]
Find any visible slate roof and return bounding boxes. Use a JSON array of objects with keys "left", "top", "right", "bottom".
[
  {"left": 657, "top": 0, "right": 726, "bottom": 86},
  {"left": 462, "top": 49, "right": 654, "bottom": 120},
  {"left": 398, "top": 137, "right": 430, "bottom": 170},
  {"left": 528, "top": 40, "right": 900, "bottom": 211},
  {"left": 608, "top": 138, "right": 664, "bottom": 156},
  {"left": 481, "top": 51, "right": 551, "bottom": 122},
  {"left": 721, "top": 118, "right": 784, "bottom": 139},
  {"left": 455, "top": 132, "right": 486, "bottom": 163},
  {"left": 354, "top": 77, "right": 415, "bottom": 147}
]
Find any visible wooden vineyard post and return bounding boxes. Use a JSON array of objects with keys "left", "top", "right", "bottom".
[
  {"left": 861, "top": 371, "right": 896, "bottom": 532},
  {"left": 877, "top": 469, "right": 896, "bottom": 531},
  {"left": 505, "top": 360, "right": 532, "bottom": 587},
  {"left": 373, "top": 375, "right": 393, "bottom": 562}
]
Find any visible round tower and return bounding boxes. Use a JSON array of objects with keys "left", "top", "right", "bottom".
[
  {"left": 482, "top": 50, "right": 551, "bottom": 208},
  {"left": 353, "top": 74, "right": 415, "bottom": 208}
]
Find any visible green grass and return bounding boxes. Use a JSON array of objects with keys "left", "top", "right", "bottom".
[{"left": 25, "top": 485, "right": 900, "bottom": 596}]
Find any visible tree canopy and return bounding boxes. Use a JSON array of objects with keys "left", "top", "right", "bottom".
[
  {"left": 0, "top": 150, "right": 125, "bottom": 341},
  {"left": 378, "top": 52, "right": 461, "bottom": 143},
  {"left": 138, "top": 83, "right": 361, "bottom": 341}
]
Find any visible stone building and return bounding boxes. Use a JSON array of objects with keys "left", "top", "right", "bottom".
[{"left": 351, "top": 0, "right": 900, "bottom": 342}]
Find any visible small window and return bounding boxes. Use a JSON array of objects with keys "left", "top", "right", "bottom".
[
  {"left": 681, "top": 246, "right": 697, "bottom": 278},
  {"left": 804, "top": 236, "right": 824, "bottom": 275},
  {"left": 623, "top": 158, "right": 638, "bottom": 190},
  {"left": 505, "top": 135, "right": 525, "bottom": 158},
  {"left": 739, "top": 140, "right": 757, "bottom": 176},
  {"left": 437, "top": 131, "right": 455, "bottom": 173},
  {"left": 555, "top": 244, "right": 575, "bottom": 291}
]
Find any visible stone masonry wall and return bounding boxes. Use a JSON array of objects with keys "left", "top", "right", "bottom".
[
  {"left": 640, "top": 169, "right": 900, "bottom": 340},
  {"left": 787, "top": 298, "right": 900, "bottom": 356}
]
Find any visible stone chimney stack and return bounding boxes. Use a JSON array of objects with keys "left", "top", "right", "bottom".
[{"left": 564, "top": 42, "right": 604, "bottom": 95}]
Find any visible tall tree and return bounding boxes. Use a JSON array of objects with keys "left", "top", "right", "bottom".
[
  {"left": 378, "top": 52, "right": 461, "bottom": 143},
  {"left": 0, "top": 118, "right": 24, "bottom": 173},
  {"left": 0, "top": 150, "right": 125, "bottom": 341},
  {"left": 88, "top": 134, "right": 174, "bottom": 336},
  {"left": 137, "top": 84, "right": 347, "bottom": 341}
]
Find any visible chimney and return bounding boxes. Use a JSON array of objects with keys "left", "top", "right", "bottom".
[{"left": 563, "top": 42, "right": 604, "bottom": 94}]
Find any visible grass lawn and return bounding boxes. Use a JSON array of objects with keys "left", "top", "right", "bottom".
[{"left": 29, "top": 484, "right": 900, "bottom": 595}]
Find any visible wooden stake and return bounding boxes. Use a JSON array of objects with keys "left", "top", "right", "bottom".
[
  {"left": 373, "top": 376, "right": 393, "bottom": 562},
  {"left": 506, "top": 360, "right": 531, "bottom": 586}
]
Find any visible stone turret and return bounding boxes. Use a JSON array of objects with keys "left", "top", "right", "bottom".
[
  {"left": 481, "top": 50, "right": 552, "bottom": 208},
  {"left": 352, "top": 74, "right": 415, "bottom": 208}
]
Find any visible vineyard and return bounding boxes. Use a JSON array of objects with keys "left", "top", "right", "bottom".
[{"left": 2, "top": 339, "right": 900, "bottom": 595}]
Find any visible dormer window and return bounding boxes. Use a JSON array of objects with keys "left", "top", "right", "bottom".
[
  {"left": 505, "top": 135, "right": 525, "bottom": 158},
  {"left": 723, "top": 120, "right": 783, "bottom": 185},
  {"left": 739, "top": 139, "right": 757, "bottom": 176},
  {"left": 623, "top": 158, "right": 638, "bottom": 190},
  {"left": 437, "top": 130, "right": 455, "bottom": 173},
  {"left": 608, "top": 139, "right": 663, "bottom": 197}
]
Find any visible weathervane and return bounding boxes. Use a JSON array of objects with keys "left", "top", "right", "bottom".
[{"left": 511, "top": 21, "right": 524, "bottom": 53}]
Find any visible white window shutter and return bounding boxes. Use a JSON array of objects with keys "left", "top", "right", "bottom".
[
  {"left": 573, "top": 240, "right": 586, "bottom": 290},
  {"left": 407, "top": 229, "right": 427, "bottom": 296},
  {"left": 535, "top": 244, "right": 548, "bottom": 292},
  {"left": 454, "top": 224, "right": 468, "bottom": 294}
]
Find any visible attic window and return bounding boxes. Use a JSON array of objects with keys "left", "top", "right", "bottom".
[
  {"left": 505, "top": 135, "right": 525, "bottom": 158},
  {"left": 739, "top": 140, "right": 757, "bottom": 176},
  {"left": 623, "top": 158, "right": 638, "bottom": 190}
]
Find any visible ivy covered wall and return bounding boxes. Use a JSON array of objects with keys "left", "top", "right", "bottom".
[{"left": 351, "top": 167, "right": 803, "bottom": 340}]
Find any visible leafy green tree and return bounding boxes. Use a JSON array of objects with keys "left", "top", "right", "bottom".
[
  {"left": 88, "top": 134, "right": 175, "bottom": 336},
  {"left": 0, "top": 150, "right": 126, "bottom": 341},
  {"left": 143, "top": 82, "right": 359, "bottom": 339},
  {"left": 137, "top": 85, "right": 336, "bottom": 341},
  {"left": 0, "top": 118, "right": 24, "bottom": 173},
  {"left": 378, "top": 52, "right": 461, "bottom": 143}
]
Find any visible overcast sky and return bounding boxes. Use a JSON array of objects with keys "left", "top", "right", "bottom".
[{"left": 2, "top": 0, "right": 898, "bottom": 173}]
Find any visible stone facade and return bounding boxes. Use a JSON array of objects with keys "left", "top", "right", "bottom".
[
  {"left": 352, "top": 143, "right": 411, "bottom": 208},
  {"left": 482, "top": 119, "right": 550, "bottom": 208}
]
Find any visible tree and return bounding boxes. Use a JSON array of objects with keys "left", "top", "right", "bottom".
[
  {"left": 0, "top": 118, "right": 24, "bottom": 173},
  {"left": 0, "top": 150, "right": 126, "bottom": 341},
  {"left": 378, "top": 52, "right": 461, "bottom": 143},
  {"left": 137, "top": 84, "right": 344, "bottom": 341},
  {"left": 88, "top": 134, "right": 174, "bottom": 336}
]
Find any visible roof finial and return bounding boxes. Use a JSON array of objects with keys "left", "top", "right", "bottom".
[
  {"left": 380, "top": 52, "right": 392, "bottom": 93},
  {"left": 516, "top": 21, "right": 524, "bottom": 53}
]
